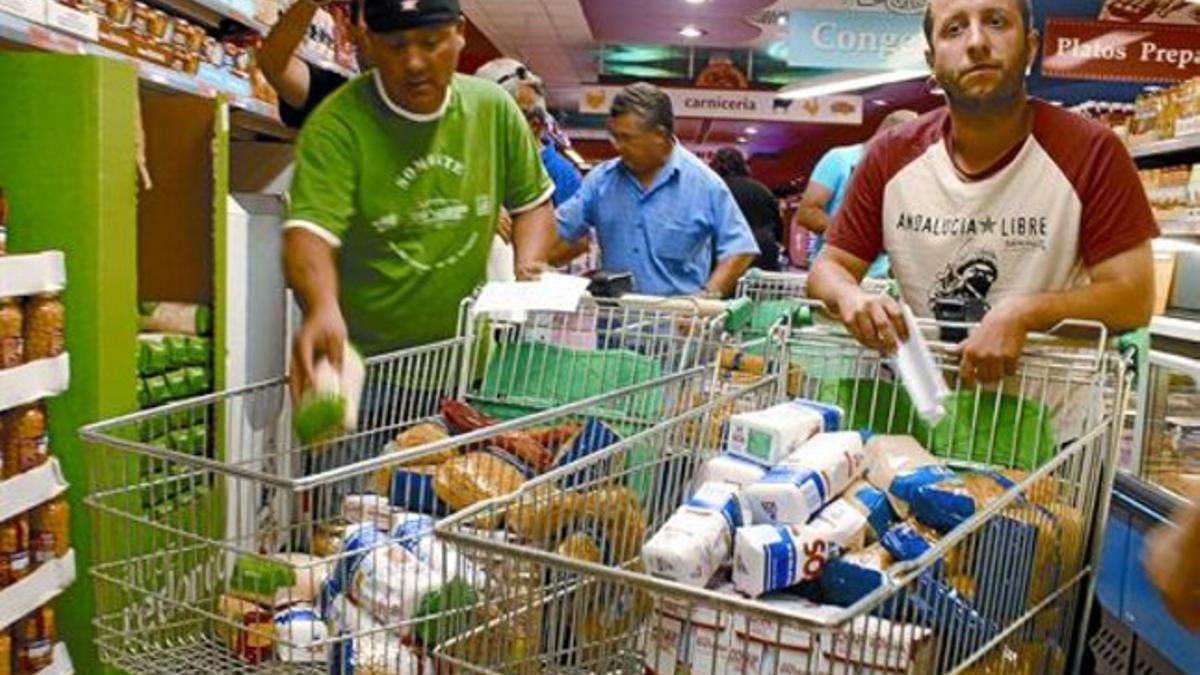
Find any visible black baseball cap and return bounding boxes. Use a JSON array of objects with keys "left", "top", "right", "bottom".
[{"left": 364, "top": 0, "right": 460, "bottom": 33}]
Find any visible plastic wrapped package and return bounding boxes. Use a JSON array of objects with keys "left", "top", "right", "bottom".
[
  {"left": 327, "top": 595, "right": 422, "bottom": 675},
  {"left": 579, "top": 486, "right": 647, "bottom": 563},
  {"left": 908, "top": 470, "right": 1011, "bottom": 535},
  {"left": 23, "top": 294, "right": 64, "bottom": 361},
  {"left": 272, "top": 604, "right": 328, "bottom": 663},
  {"left": 642, "top": 482, "right": 749, "bottom": 587},
  {"left": 744, "top": 431, "right": 869, "bottom": 525},
  {"left": 693, "top": 452, "right": 770, "bottom": 490},
  {"left": 818, "top": 543, "right": 894, "bottom": 607},
  {"left": 229, "top": 554, "right": 299, "bottom": 606},
  {"left": 293, "top": 342, "right": 365, "bottom": 446},
  {"left": 138, "top": 301, "right": 212, "bottom": 335},
  {"left": 384, "top": 464, "right": 450, "bottom": 516},
  {"left": 0, "top": 298, "right": 23, "bottom": 369},
  {"left": 726, "top": 399, "right": 843, "bottom": 463},
  {"left": 344, "top": 494, "right": 396, "bottom": 531},
  {"left": 864, "top": 435, "right": 956, "bottom": 518},
  {"left": 842, "top": 480, "right": 898, "bottom": 543},
  {"left": 960, "top": 641, "right": 1065, "bottom": 675},
  {"left": 433, "top": 452, "right": 526, "bottom": 514},
  {"left": 268, "top": 553, "right": 329, "bottom": 607},
  {"left": 553, "top": 418, "right": 622, "bottom": 488},
  {"left": 504, "top": 484, "right": 586, "bottom": 543},
  {"left": 733, "top": 501, "right": 868, "bottom": 597}
]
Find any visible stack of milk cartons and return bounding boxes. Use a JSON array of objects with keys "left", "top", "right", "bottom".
[{"left": 641, "top": 399, "right": 843, "bottom": 589}]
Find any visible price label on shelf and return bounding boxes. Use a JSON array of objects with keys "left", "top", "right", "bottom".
[
  {"left": 26, "top": 23, "right": 82, "bottom": 53},
  {"left": 43, "top": 1, "right": 96, "bottom": 41}
]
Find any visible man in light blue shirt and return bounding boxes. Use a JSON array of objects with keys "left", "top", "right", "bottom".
[
  {"left": 554, "top": 82, "right": 759, "bottom": 297},
  {"left": 793, "top": 109, "right": 917, "bottom": 278}
]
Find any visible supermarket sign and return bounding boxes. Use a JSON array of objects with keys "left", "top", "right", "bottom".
[
  {"left": 787, "top": 9, "right": 926, "bottom": 70},
  {"left": 579, "top": 86, "right": 863, "bottom": 125},
  {"left": 1042, "top": 19, "right": 1200, "bottom": 83}
]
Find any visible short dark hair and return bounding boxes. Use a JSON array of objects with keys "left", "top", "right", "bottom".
[
  {"left": 349, "top": 0, "right": 362, "bottom": 24},
  {"left": 711, "top": 147, "right": 750, "bottom": 178},
  {"left": 923, "top": 0, "right": 1033, "bottom": 45},
  {"left": 611, "top": 82, "right": 674, "bottom": 137}
]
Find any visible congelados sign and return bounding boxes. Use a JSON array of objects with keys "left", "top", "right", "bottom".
[
  {"left": 579, "top": 86, "right": 863, "bottom": 125},
  {"left": 1042, "top": 19, "right": 1200, "bottom": 82},
  {"left": 788, "top": 9, "right": 927, "bottom": 70}
]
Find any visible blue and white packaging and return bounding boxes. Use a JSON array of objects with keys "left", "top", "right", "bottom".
[
  {"left": 350, "top": 541, "right": 439, "bottom": 625},
  {"left": 818, "top": 544, "right": 893, "bottom": 607},
  {"left": 273, "top": 604, "right": 329, "bottom": 663},
  {"left": 555, "top": 418, "right": 622, "bottom": 488},
  {"left": 732, "top": 504, "right": 863, "bottom": 598},
  {"left": 642, "top": 481, "right": 749, "bottom": 587},
  {"left": 694, "top": 452, "right": 771, "bottom": 490},
  {"left": 726, "top": 399, "right": 843, "bottom": 464},
  {"left": 880, "top": 522, "right": 935, "bottom": 562},
  {"left": 842, "top": 480, "right": 898, "bottom": 543},
  {"left": 743, "top": 431, "right": 869, "bottom": 525},
  {"left": 326, "top": 595, "right": 420, "bottom": 675},
  {"left": 864, "top": 435, "right": 956, "bottom": 518}
]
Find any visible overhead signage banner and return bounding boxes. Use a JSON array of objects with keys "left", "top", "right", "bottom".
[
  {"left": 1098, "top": 0, "right": 1200, "bottom": 27},
  {"left": 774, "top": 0, "right": 926, "bottom": 14},
  {"left": 579, "top": 86, "right": 863, "bottom": 125},
  {"left": 1041, "top": 19, "right": 1200, "bottom": 83},
  {"left": 787, "top": 9, "right": 926, "bottom": 70}
]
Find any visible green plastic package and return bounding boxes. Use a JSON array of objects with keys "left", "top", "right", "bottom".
[
  {"left": 413, "top": 578, "right": 479, "bottom": 646},
  {"left": 185, "top": 336, "right": 212, "bottom": 366},
  {"left": 230, "top": 555, "right": 297, "bottom": 603},
  {"left": 142, "top": 375, "right": 170, "bottom": 408},
  {"left": 137, "top": 339, "right": 170, "bottom": 376},
  {"left": 184, "top": 366, "right": 211, "bottom": 396},
  {"left": 164, "top": 369, "right": 189, "bottom": 400}
]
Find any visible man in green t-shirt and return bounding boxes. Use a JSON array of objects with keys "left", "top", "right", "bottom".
[{"left": 284, "top": 0, "right": 557, "bottom": 396}]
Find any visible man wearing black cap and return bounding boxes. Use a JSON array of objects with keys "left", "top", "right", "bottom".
[{"left": 284, "top": 0, "right": 558, "bottom": 394}]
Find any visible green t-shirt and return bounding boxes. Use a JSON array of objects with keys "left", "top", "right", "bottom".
[{"left": 287, "top": 71, "right": 554, "bottom": 355}]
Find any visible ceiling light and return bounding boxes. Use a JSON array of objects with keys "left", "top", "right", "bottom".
[
  {"left": 737, "top": 136, "right": 749, "bottom": 143},
  {"left": 744, "top": 126, "right": 759, "bottom": 135},
  {"left": 871, "top": 99, "right": 888, "bottom": 106},
  {"left": 684, "top": 0, "right": 707, "bottom": 4},
  {"left": 776, "top": 14, "right": 788, "bottom": 26},
  {"left": 778, "top": 69, "right": 928, "bottom": 100},
  {"left": 678, "top": 25, "right": 706, "bottom": 38}
]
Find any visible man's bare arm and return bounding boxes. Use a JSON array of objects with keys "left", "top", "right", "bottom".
[
  {"left": 808, "top": 245, "right": 908, "bottom": 352},
  {"left": 705, "top": 253, "right": 756, "bottom": 298},
  {"left": 284, "top": 228, "right": 346, "bottom": 398},
  {"left": 792, "top": 181, "right": 834, "bottom": 235},
  {"left": 511, "top": 201, "right": 558, "bottom": 279},
  {"left": 257, "top": 0, "right": 319, "bottom": 109}
]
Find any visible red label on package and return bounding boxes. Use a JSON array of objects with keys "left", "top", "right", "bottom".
[{"left": 1042, "top": 18, "right": 1200, "bottom": 82}]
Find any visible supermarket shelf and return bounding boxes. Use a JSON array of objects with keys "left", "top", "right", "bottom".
[
  {"left": 0, "top": 549, "right": 76, "bottom": 632},
  {"left": 0, "top": 251, "right": 66, "bottom": 298},
  {"left": 150, "top": 0, "right": 266, "bottom": 33},
  {"left": 35, "top": 643, "right": 74, "bottom": 675},
  {"left": 297, "top": 45, "right": 357, "bottom": 80},
  {"left": 0, "top": 458, "right": 69, "bottom": 524},
  {"left": 0, "top": 8, "right": 280, "bottom": 124},
  {"left": 1159, "top": 216, "right": 1200, "bottom": 237},
  {"left": 0, "top": 353, "right": 71, "bottom": 412},
  {"left": 1131, "top": 133, "right": 1200, "bottom": 160},
  {"left": 1150, "top": 315, "right": 1200, "bottom": 343}
]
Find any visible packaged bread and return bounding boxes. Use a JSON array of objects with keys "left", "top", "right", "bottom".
[
  {"left": 999, "top": 467, "right": 1058, "bottom": 507},
  {"left": 581, "top": 485, "right": 646, "bottom": 562},
  {"left": 343, "top": 494, "right": 395, "bottom": 531},
  {"left": 393, "top": 421, "right": 452, "bottom": 460},
  {"left": 433, "top": 451, "right": 525, "bottom": 512},
  {"left": 865, "top": 435, "right": 957, "bottom": 518},
  {"left": 505, "top": 484, "right": 585, "bottom": 542}
]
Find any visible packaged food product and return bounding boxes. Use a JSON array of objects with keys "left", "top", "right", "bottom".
[
  {"left": 744, "top": 431, "right": 869, "bottom": 525},
  {"left": 272, "top": 604, "right": 328, "bottom": 663},
  {"left": 0, "top": 517, "right": 30, "bottom": 586},
  {"left": 327, "top": 594, "right": 422, "bottom": 675},
  {"left": 22, "top": 294, "right": 64, "bottom": 361},
  {"left": 216, "top": 594, "right": 262, "bottom": 650},
  {"left": 31, "top": 499, "right": 70, "bottom": 564},
  {"left": 0, "top": 298, "right": 23, "bottom": 369},
  {"left": 433, "top": 452, "right": 525, "bottom": 513},
  {"left": 382, "top": 463, "right": 450, "bottom": 516},
  {"left": 392, "top": 421, "right": 452, "bottom": 457},
  {"left": 0, "top": 630, "right": 11, "bottom": 675},
  {"left": 313, "top": 519, "right": 352, "bottom": 558},
  {"left": 269, "top": 553, "right": 329, "bottom": 608},
  {"left": 580, "top": 485, "right": 647, "bottom": 563},
  {"left": 137, "top": 338, "right": 169, "bottom": 376},
  {"left": 15, "top": 606, "right": 54, "bottom": 673},
  {"left": 351, "top": 541, "right": 443, "bottom": 625},
  {"left": 138, "top": 301, "right": 212, "bottom": 335},
  {"left": 184, "top": 335, "right": 211, "bottom": 366},
  {"left": 553, "top": 418, "right": 622, "bottom": 487},
  {"left": 733, "top": 503, "right": 866, "bottom": 598},
  {"left": 182, "top": 366, "right": 210, "bottom": 395},
  {"left": 142, "top": 375, "right": 169, "bottom": 408},
  {"left": 438, "top": 398, "right": 553, "bottom": 472},
  {"left": 504, "top": 484, "right": 584, "bottom": 542},
  {"left": 693, "top": 451, "right": 770, "bottom": 490},
  {"left": 293, "top": 342, "right": 365, "bottom": 446},
  {"left": 819, "top": 543, "right": 893, "bottom": 607},
  {"left": 343, "top": 494, "right": 395, "bottom": 531},
  {"left": 642, "top": 482, "right": 748, "bottom": 587},
  {"left": 229, "top": 554, "right": 298, "bottom": 606},
  {"left": 236, "top": 606, "right": 274, "bottom": 664},
  {"left": 909, "top": 470, "right": 1010, "bottom": 535},
  {"left": 2, "top": 404, "right": 48, "bottom": 478},
  {"left": 864, "top": 435, "right": 956, "bottom": 518},
  {"left": 726, "top": 399, "right": 843, "bottom": 463},
  {"left": 842, "top": 480, "right": 898, "bottom": 543}
]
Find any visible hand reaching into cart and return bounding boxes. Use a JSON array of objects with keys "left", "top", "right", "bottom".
[
  {"left": 290, "top": 303, "right": 349, "bottom": 403},
  {"left": 1144, "top": 500, "right": 1200, "bottom": 631}
]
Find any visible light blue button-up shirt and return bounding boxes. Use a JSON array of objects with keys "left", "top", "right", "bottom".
[{"left": 556, "top": 144, "right": 759, "bottom": 296}]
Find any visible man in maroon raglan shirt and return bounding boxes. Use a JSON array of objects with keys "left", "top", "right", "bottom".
[{"left": 807, "top": 0, "right": 1158, "bottom": 386}]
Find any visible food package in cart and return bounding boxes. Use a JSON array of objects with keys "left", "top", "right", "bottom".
[
  {"left": 726, "top": 399, "right": 843, "bottom": 464},
  {"left": 864, "top": 435, "right": 958, "bottom": 518},
  {"left": 292, "top": 342, "right": 366, "bottom": 446},
  {"left": 433, "top": 451, "right": 526, "bottom": 515},
  {"left": 733, "top": 497, "right": 868, "bottom": 597},
  {"left": 272, "top": 604, "right": 328, "bottom": 663},
  {"left": 693, "top": 451, "right": 770, "bottom": 490},
  {"left": 326, "top": 594, "right": 424, "bottom": 675},
  {"left": 743, "top": 431, "right": 869, "bottom": 525},
  {"left": 643, "top": 481, "right": 749, "bottom": 587},
  {"left": 642, "top": 584, "right": 739, "bottom": 675},
  {"left": 842, "top": 480, "right": 898, "bottom": 543},
  {"left": 907, "top": 469, "right": 1012, "bottom": 535}
]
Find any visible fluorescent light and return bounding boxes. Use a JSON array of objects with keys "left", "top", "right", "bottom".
[
  {"left": 745, "top": 126, "right": 759, "bottom": 134},
  {"left": 678, "top": 25, "right": 706, "bottom": 38},
  {"left": 737, "top": 136, "right": 749, "bottom": 143},
  {"left": 777, "top": 69, "right": 928, "bottom": 100},
  {"left": 776, "top": 14, "right": 788, "bottom": 26},
  {"left": 684, "top": 0, "right": 707, "bottom": 4},
  {"left": 871, "top": 99, "right": 889, "bottom": 106}
]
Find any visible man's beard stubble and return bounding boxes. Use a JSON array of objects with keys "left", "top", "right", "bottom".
[{"left": 939, "top": 49, "right": 1028, "bottom": 116}]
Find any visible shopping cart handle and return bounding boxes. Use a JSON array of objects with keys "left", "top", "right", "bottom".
[
  {"left": 723, "top": 297, "right": 755, "bottom": 331},
  {"left": 1117, "top": 327, "right": 1149, "bottom": 375}
]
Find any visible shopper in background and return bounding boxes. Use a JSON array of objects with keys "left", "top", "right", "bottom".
[
  {"left": 793, "top": 109, "right": 918, "bottom": 277},
  {"left": 554, "top": 82, "right": 759, "bottom": 298},
  {"left": 284, "top": 0, "right": 557, "bottom": 396},
  {"left": 1145, "top": 499, "right": 1200, "bottom": 631},
  {"left": 711, "top": 147, "right": 783, "bottom": 272},
  {"left": 807, "top": 0, "right": 1158, "bottom": 385},
  {"left": 257, "top": 0, "right": 360, "bottom": 129}
]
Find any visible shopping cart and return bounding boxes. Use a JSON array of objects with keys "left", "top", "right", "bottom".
[
  {"left": 79, "top": 294, "right": 782, "bottom": 674},
  {"left": 735, "top": 268, "right": 894, "bottom": 303},
  {"left": 434, "top": 318, "right": 1136, "bottom": 675}
]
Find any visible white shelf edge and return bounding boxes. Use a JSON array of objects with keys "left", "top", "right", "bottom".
[
  {"left": 0, "top": 549, "right": 76, "bottom": 632},
  {"left": 0, "top": 458, "right": 69, "bottom": 524},
  {"left": 35, "top": 643, "right": 73, "bottom": 675},
  {"left": 1150, "top": 315, "right": 1200, "bottom": 343},
  {"left": 1131, "top": 133, "right": 1200, "bottom": 159},
  {"left": 0, "top": 251, "right": 66, "bottom": 297},
  {"left": 0, "top": 353, "right": 70, "bottom": 412}
]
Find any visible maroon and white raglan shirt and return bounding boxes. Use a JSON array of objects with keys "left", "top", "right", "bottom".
[{"left": 828, "top": 100, "right": 1159, "bottom": 319}]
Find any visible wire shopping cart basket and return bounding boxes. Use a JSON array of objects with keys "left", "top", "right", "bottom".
[
  {"left": 80, "top": 353, "right": 764, "bottom": 674},
  {"left": 434, "top": 318, "right": 1136, "bottom": 675},
  {"left": 735, "top": 269, "right": 894, "bottom": 304},
  {"left": 78, "top": 291, "right": 785, "bottom": 674}
]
